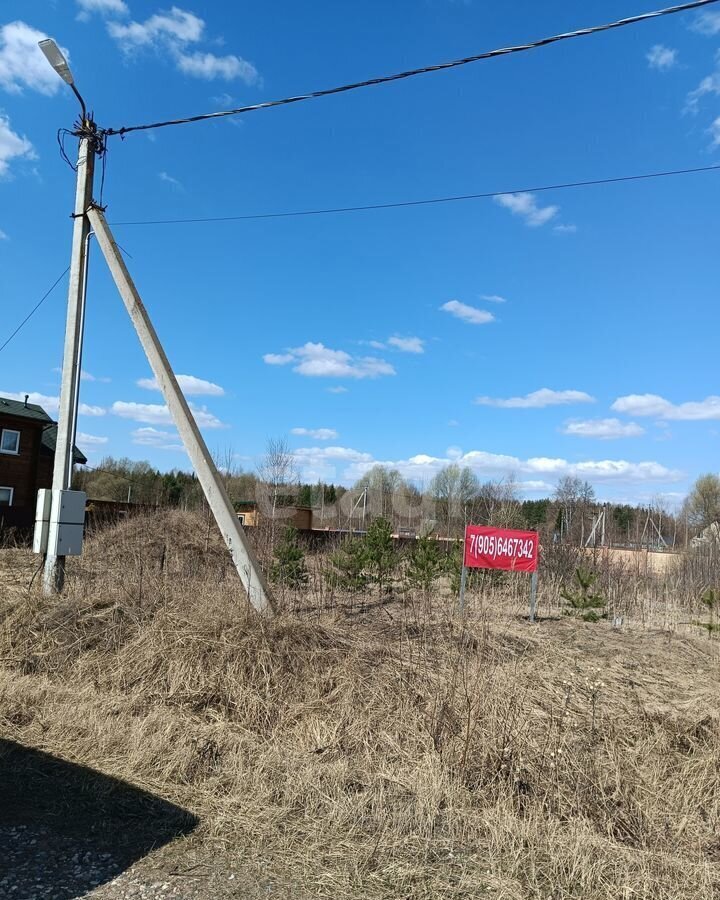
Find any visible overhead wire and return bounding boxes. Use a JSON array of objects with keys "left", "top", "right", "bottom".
[
  {"left": 110, "top": 162, "right": 720, "bottom": 227},
  {"left": 0, "top": 268, "right": 70, "bottom": 355},
  {"left": 103, "top": 0, "right": 720, "bottom": 137}
]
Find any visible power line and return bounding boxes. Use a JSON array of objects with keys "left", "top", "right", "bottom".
[
  {"left": 0, "top": 268, "right": 70, "bottom": 355},
  {"left": 110, "top": 162, "right": 720, "bottom": 227},
  {"left": 104, "top": 0, "right": 720, "bottom": 138}
]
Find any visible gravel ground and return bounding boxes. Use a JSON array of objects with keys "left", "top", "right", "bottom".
[
  {"left": 0, "top": 823, "right": 277, "bottom": 899},
  {"left": 0, "top": 738, "right": 272, "bottom": 899}
]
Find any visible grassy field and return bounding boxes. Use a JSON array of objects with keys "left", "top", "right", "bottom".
[{"left": 1, "top": 511, "right": 719, "bottom": 898}]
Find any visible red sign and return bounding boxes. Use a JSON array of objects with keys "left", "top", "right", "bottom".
[{"left": 463, "top": 525, "right": 538, "bottom": 573}]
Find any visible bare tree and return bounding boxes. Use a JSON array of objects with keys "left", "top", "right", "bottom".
[
  {"left": 554, "top": 476, "right": 595, "bottom": 543},
  {"left": 477, "top": 475, "right": 521, "bottom": 528},
  {"left": 353, "top": 465, "right": 406, "bottom": 522},
  {"left": 683, "top": 474, "right": 720, "bottom": 531},
  {"left": 256, "top": 438, "right": 298, "bottom": 556},
  {"left": 429, "top": 464, "right": 479, "bottom": 538}
]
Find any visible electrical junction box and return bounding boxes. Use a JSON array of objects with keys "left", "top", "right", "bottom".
[
  {"left": 32, "top": 489, "right": 53, "bottom": 554},
  {"left": 46, "top": 489, "right": 87, "bottom": 556}
]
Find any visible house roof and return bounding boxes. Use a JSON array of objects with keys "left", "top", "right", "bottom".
[
  {"left": 0, "top": 396, "right": 54, "bottom": 424},
  {"left": 0, "top": 396, "right": 87, "bottom": 465},
  {"left": 41, "top": 425, "right": 88, "bottom": 466}
]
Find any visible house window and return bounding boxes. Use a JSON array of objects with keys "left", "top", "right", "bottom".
[
  {"left": 0, "top": 429, "right": 20, "bottom": 454},
  {"left": 0, "top": 487, "right": 13, "bottom": 507}
]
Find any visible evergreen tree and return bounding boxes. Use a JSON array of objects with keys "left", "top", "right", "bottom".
[
  {"left": 270, "top": 527, "right": 309, "bottom": 588},
  {"left": 406, "top": 534, "right": 444, "bottom": 601},
  {"left": 364, "top": 518, "right": 398, "bottom": 598},
  {"left": 327, "top": 538, "right": 369, "bottom": 592},
  {"left": 560, "top": 568, "right": 606, "bottom": 622},
  {"left": 695, "top": 588, "right": 720, "bottom": 638}
]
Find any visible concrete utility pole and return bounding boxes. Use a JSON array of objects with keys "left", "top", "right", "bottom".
[
  {"left": 40, "top": 41, "right": 96, "bottom": 595},
  {"left": 87, "top": 206, "right": 274, "bottom": 616}
]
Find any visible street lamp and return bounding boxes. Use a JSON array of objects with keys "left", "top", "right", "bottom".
[
  {"left": 37, "top": 38, "right": 96, "bottom": 595},
  {"left": 38, "top": 38, "right": 87, "bottom": 123}
]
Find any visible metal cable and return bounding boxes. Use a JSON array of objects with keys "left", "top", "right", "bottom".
[
  {"left": 110, "top": 163, "right": 720, "bottom": 227},
  {"left": 104, "top": 0, "right": 720, "bottom": 138},
  {"left": 0, "top": 268, "right": 70, "bottom": 355}
]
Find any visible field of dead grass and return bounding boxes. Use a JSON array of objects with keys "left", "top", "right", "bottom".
[{"left": 1, "top": 510, "right": 720, "bottom": 898}]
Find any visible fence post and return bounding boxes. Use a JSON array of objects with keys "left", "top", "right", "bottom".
[
  {"left": 529, "top": 570, "right": 538, "bottom": 622},
  {"left": 459, "top": 564, "right": 468, "bottom": 616}
]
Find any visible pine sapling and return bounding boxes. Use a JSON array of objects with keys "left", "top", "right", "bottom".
[
  {"left": 270, "top": 526, "right": 309, "bottom": 589},
  {"left": 407, "top": 534, "right": 444, "bottom": 603},
  {"left": 561, "top": 567, "right": 606, "bottom": 623},
  {"left": 364, "top": 518, "right": 398, "bottom": 599},
  {"left": 695, "top": 588, "right": 720, "bottom": 638},
  {"left": 327, "top": 538, "right": 369, "bottom": 592}
]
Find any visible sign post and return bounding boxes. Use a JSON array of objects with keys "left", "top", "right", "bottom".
[{"left": 459, "top": 524, "right": 540, "bottom": 621}]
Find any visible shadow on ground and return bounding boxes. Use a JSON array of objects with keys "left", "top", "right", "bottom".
[{"left": 0, "top": 738, "right": 198, "bottom": 899}]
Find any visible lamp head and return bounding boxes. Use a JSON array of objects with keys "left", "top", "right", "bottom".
[{"left": 38, "top": 39, "right": 74, "bottom": 85}]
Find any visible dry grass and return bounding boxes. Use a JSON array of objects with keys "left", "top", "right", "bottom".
[{"left": 1, "top": 510, "right": 720, "bottom": 898}]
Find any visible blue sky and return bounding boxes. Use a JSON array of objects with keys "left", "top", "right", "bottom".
[{"left": 1, "top": 0, "right": 719, "bottom": 504}]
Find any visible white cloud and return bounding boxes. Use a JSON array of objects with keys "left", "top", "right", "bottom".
[
  {"left": 264, "top": 353, "right": 295, "bottom": 365},
  {"left": 691, "top": 10, "right": 720, "bottom": 35},
  {"left": 518, "top": 480, "right": 555, "bottom": 493},
  {"left": 327, "top": 386, "right": 348, "bottom": 394},
  {"left": 553, "top": 224, "right": 578, "bottom": 235},
  {"left": 131, "top": 426, "right": 184, "bottom": 451},
  {"left": 646, "top": 44, "right": 677, "bottom": 71},
  {"left": 440, "top": 300, "right": 495, "bottom": 325},
  {"left": 481, "top": 294, "right": 506, "bottom": 304},
  {"left": 108, "top": 8, "right": 204, "bottom": 48},
  {"left": 0, "top": 391, "right": 105, "bottom": 416},
  {"left": 108, "top": 7, "right": 259, "bottom": 83},
  {"left": 80, "top": 403, "right": 107, "bottom": 417},
  {"left": 81, "top": 369, "right": 111, "bottom": 383},
  {"left": 262, "top": 342, "right": 395, "bottom": 379},
  {"left": 289, "top": 443, "right": 681, "bottom": 488},
  {"left": 0, "top": 115, "right": 35, "bottom": 177},
  {"left": 494, "top": 192, "right": 559, "bottom": 227},
  {"left": 0, "top": 228, "right": 7, "bottom": 240},
  {"left": 612, "top": 393, "right": 720, "bottom": 421},
  {"left": 136, "top": 374, "right": 224, "bottom": 396},
  {"left": 291, "top": 427, "right": 339, "bottom": 441},
  {"left": 0, "top": 22, "right": 69, "bottom": 95},
  {"left": 562, "top": 418, "right": 645, "bottom": 439},
  {"left": 476, "top": 388, "right": 595, "bottom": 409},
  {"left": 686, "top": 70, "right": 720, "bottom": 114},
  {"left": 710, "top": 116, "right": 720, "bottom": 147},
  {"left": 76, "top": 0, "right": 128, "bottom": 17},
  {"left": 176, "top": 51, "right": 258, "bottom": 83},
  {"left": 57, "top": 368, "right": 111, "bottom": 383},
  {"left": 387, "top": 336, "right": 425, "bottom": 354},
  {"left": 111, "top": 400, "right": 225, "bottom": 428},
  {"left": 158, "top": 171, "right": 184, "bottom": 191},
  {"left": 76, "top": 431, "right": 109, "bottom": 446}
]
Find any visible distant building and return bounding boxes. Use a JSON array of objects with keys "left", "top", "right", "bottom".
[
  {"left": 234, "top": 500, "right": 313, "bottom": 531},
  {"left": 0, "top": 395, "right": 87, "bottom": 529}
]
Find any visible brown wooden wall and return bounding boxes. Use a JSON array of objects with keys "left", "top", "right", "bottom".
[{"left": 0, "top": 415, "right": 46, "bottom": 512}]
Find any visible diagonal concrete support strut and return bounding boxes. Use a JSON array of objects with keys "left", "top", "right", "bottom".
[{"left": 87, "top": 205, "right": 274, "bottom": 616}]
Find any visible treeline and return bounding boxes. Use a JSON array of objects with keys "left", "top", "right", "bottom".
[{"left": 73, "top": 455, "right": 689, "bottom": 547}]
